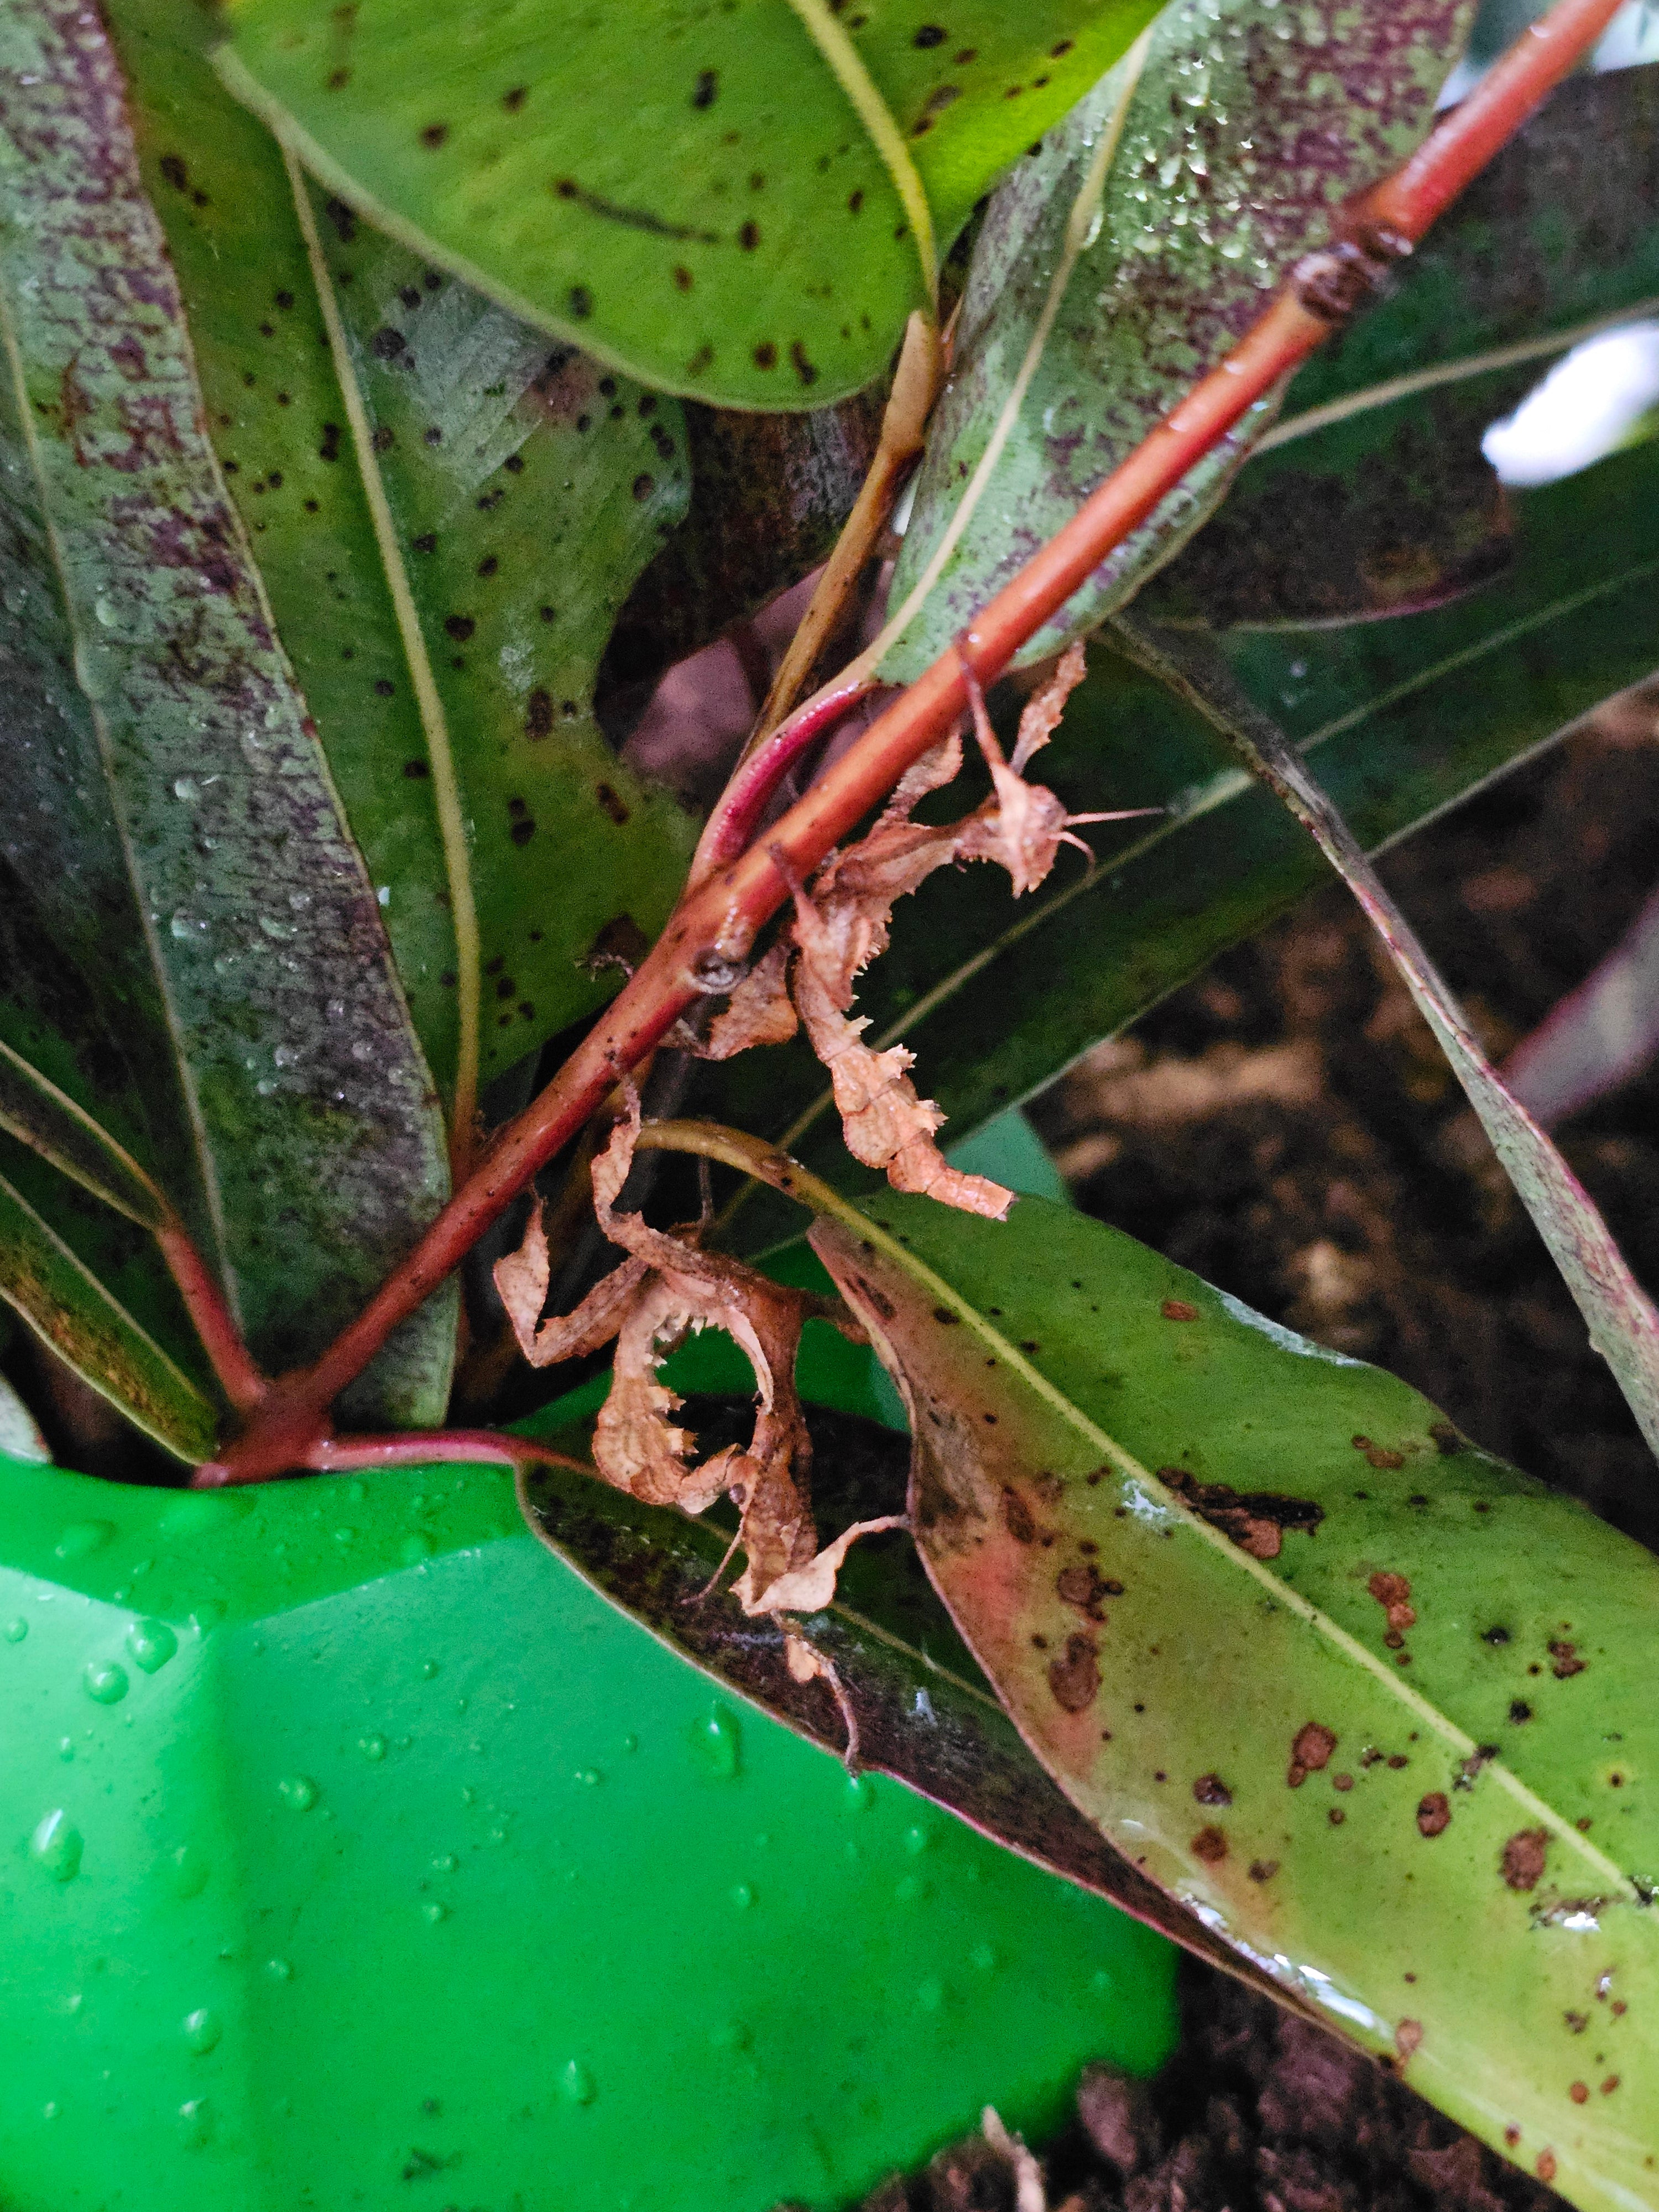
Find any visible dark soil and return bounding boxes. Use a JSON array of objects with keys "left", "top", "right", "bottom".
[
  {"left": 859, "top": 695, "right": 1659, "bottom": 2212},
  {"left": 1031, "top": 694, "right": 1659, "bottom": 1552},
  {"left": 855, "top": 1959, "right": 1566, "bottom": 2212}
]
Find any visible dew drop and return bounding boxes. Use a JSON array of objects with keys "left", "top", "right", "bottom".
[
  {"left": 359, "top": 1733, "right": 388, "bottom": 1763},
  {"left": 181, "top": 2006, "right": 221, "bottom": 2054},
  {"left": 559, "top": 2059, "right": 596, "bottom": 2105},
  {"left": 916, "top": 1978, "right": 944, "bottom": 2013},
  {"left": 93, "top": 594, "right": 118, "bottom": 628},
  {"left": 277, "top": 1775, "right": 317, "bottom": 1812},
  {"left": 264, "top": 1957, "right": 292, "bottom": 1981},
  {"left": 56, "top": 1520, "right": 116, "bottom": 1561},
  {"left": 693, "top": 1701, "right": 742, "bottom": 1779},
  {"left": 399, "top": 1532, "right": 433, "bottom": 1565},
  {"left": 258, "top": 916, "right": 297, "bottom": 943},
  {"left": 729, "top": 1882, "right": 754, "bottom": 1910},
  {"left": 173, "top": 776, "right": 201, "bottom": 802},
  {"left": 709, "top": 2020, "right": 752, "bottom": 2051},
  {"left": 421, "top": 1900, "right": 450, "bottom": 1924},
  {"left": 84, "top": 1660, "right": 128, "bottom": 1705},
  {"left": 30, "top": 1809, "right": 83, "bottom": 1882},
  {"left": 126, "top": 1619, "right": 178, "bottom": 1674},
  {"left": 431, "top": 1853, "right": 458, "bottom": 1874},
  {"left": 168, "top": 1844, "right": 211, "bottom": 1899},
  {"left": 177, "top": 2096, "right": 211, "bottom": 2149},
  {"left": 970, "top": 1941, "right": 998, "bottom": 1972},
  {"left": 4, "top": 1617, "right": 28, "bottom": 1644}
]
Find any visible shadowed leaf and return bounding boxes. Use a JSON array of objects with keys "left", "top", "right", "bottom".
[
  {"left": 1145, "top": 61, "right": 1659, "bottom": 628},
  {"left": 0, "top": 1173, "right": 217, "bottom": 1462},
  {"left": 216, "top": 0, "right": 1161, "bottom": 408},
  {"left": 0, "top": 1040, "right": 168, "bottom": 1232},
  {"left": 811, "top": 1194, "right": 1659, "bottom": 2212}
]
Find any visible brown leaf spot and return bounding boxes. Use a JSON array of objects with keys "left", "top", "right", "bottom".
[
  {"left": 420, "top": 123, "right": 448, "bottom": 148},
  {"left": 1056, "top": 1563, "right": 1110, "bottom": 1619},
  {"left": 1536, "top": 2154, "right": 1556, "bottom": 2184},
  {"left": 1416, "top": 1793, "right": 1451, "bottom": 1838},
  {"left": 1001, "top": 1488, "right": 1036, "bottom": 1545},
  {"left": 1352, "top": 1434, "right": 1406, "bottom": 1470},
  {"left": 1395, "top": 2020, "right": 1422, "bottom": 2063},
  {"left": 1569, "top": 2082, "right": 1589, "bottom": 2105},
  {"left": 1047, "top": 1634, "right": 1100, "bottom": 1714},
  {"left": 1603, "top": 2077, "right": 1620, "bottom": 2095},
  {"left": 1549, "top": 1640, "right": 1587, "bottom": 1678},
  {"left": 524, "top": 688, "right": 554, "bottom": 739},
  {"left": 1161, "top": 1298, "right": 1198, "bottom": 1322},
  {"left": 1368, "top": 1571, "right": 1416, "bottom": 1640},
  {"left": 1502, "top": 1829, "right": 1548, "bottom": 1891},
  {"left": 595, "top": 783, "right": 630, "bottom": 826},
  {"left": 1248, "top": 1859, "right": 1279, "bottom": 1883},
  {"left": 1192, "top": 1773, "right": 1232, "bottom": 1808},
  {"left": 1161, "top": 1468, "right": 1322, "bottom": 1561},
  {"left": 1191, "top": 1826, "right": 1228, "bottom": 1864},
  {"left": 1287, "top": 1721, "right": 1337, "bottom": 1787}
]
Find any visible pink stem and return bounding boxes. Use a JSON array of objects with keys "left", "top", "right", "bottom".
[
  {"left": 688, "top": 676, "right": 878, "bottom": 888},
  {"left": 191, "top": 1427, "right": 590, "bottom": 1487}
]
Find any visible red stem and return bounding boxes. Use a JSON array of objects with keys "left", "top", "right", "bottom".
[
  {"left": 206, "top": 0, "right": 1621, "bottom": 1482},
  {"left": 155, "top": 1219, "right": 267, "bottom": 1417},
  {"left": 688, "top": 675, "right": 879, "bottom": 888},
  {"left": 194, "top": 1427, "right": 590, "bottom": 1486}
]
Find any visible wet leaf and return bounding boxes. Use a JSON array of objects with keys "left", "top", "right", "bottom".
[
  {"left": 1145, "top": 60, "right": 1659, "bottom": 628},
  {"left": 216, "top": 0, "right": 1161, "bottom": 409},
  {"left": 1111, "top": 614, "right": 1659, "bottom": 1462},
  {"left": 878, "top": 0, "right": 1475, "bottom": 680},
  {"left": 810, "top": 1194, "right": 1659, "bottom": 2212},
  {"left": 0, "top": 1172, "right": 217, "bottom": 1463},
  {"left": 709, "top": 434, "right": 1659, "bottom": 1246},
  {"left": 0, "top": 1041, "right": 168, "bottom": 1233},
  {"left": 107, "top": 0, "right": 699, "bottom": 1104},
  {"left": 0, "top": 0, "right": 453, "bottom": 1422}
]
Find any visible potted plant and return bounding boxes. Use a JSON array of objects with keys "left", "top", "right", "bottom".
[{"left": 3, "top": 0, "right": 1659, "bottom": 2203}]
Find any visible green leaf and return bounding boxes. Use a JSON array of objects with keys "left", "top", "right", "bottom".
[
  {"left": 0, "top": 0, "right": 454, "bottom": 1426},
  {"left": 810, "top": 1194, "right": 1659, "bottom": 2212},
  {"left": 214, "top": 0, "right": 1161, "bottom": 409},
  {"left": 708, "top": 434, "right": 1659, "bottom": 1246},
  {"left": 0, "top": 1172, "right": 217, "bottom": 1462},
  {"left": 878, "top": 0, "right": 1477, "bottom": 680},
  {"left": 1143, "top": 60, "right": 1659, "bottom": 628},
  {"left": 107, "top": 0, "right": 700, "bottom": 1107},
  {"left": 0, "top": 1363, "right": 49, "bottom": 1465}
]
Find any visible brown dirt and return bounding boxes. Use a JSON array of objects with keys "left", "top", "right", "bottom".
[
  {"left": 1030, "top": 696, "right": 1659, "bottom": 1550},
  {"left": 855, "top": 1959, "right": 1567, "bottom": 2212}
]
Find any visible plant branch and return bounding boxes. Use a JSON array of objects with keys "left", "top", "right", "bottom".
[
  {"left": 195, "top": 1426, "right": 592, "bottom": 1486},
  {"left": 204, "top": 0, "right": 1624, "bottom": 1484},
  {"left": 748, "top": 311, "right": 941, "bottom": 746},
  {"left": 154, "top": 1218, "right": 267, "bottom": 1418}
]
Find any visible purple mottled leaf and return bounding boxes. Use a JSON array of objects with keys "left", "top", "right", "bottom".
[
  {"left": 881, "top": 0, "right": 1477, "bottom": 677},
  {"left": 0, "top": 0, "right": 454, "bottom": 1425}
]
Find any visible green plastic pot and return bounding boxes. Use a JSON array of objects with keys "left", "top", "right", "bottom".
[{"left": 0, "top": 1446, "right": 1176, "bottom": 2210}]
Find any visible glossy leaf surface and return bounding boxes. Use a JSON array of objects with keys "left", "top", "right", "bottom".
[
  {"left": 108, "top": 0, "right": 699, "bottom": 1099},
  {"left": 0, "top": 0, "right": 452, "bottom": 1423},
  {"left": 216, "top": 0, "right": 1160, "bottom": 408},
  {"left": 811, "top": 1195, "right": 1659, "bottom": 2212},
  {"left": 879, "top": 0, "right": 1475, "bottom": 678}
]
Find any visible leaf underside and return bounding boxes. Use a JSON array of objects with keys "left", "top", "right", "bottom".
[{"left": 0, "top": 0, "right": 455, "bottom": 1427}]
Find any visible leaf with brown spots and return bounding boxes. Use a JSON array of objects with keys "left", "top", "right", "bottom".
[
  {"left": 103, "top": 0, "right": 698, "bottom": 1111},
  {"left": 217, "top": 0, "right": 1163, "bottom": 408},
  {"left": 804, "top": 1190, "right": 1659, "bottom": 2212}
]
